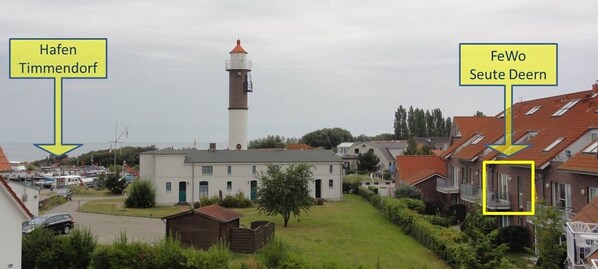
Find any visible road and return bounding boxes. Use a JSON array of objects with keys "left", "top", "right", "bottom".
[{"left": 46, "top": 196, "right": 165, "bottom": 244}]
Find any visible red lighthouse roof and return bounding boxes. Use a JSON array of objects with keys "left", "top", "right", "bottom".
[{"left": 230, "top": 39, "right": 247, "bottom": 54}]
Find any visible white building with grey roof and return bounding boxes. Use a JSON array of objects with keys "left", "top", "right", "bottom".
[{"left": 140, "top": 148, "right": 343, "bottom": 205}]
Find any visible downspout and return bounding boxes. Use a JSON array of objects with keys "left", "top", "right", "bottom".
[{"left": 192, "top": 163, "right": 195, "bottom": 206}]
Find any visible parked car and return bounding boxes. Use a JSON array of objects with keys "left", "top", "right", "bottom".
[
  {"left": 56, "top": 188, "right": 73, "bottom": 201},
  {"left": 22, "top": 213, "right": 75, "bottom": 234}
]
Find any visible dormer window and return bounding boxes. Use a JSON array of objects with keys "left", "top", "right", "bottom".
[
  {"left": 525, "top": 106, "right": 542, "bottom": 115},
  {"left": 471, "top": 135, "right": 485, "bottom": 145},
  {"left": 552, "top": 99, "right": 580, "bottom": 117},
  {"left": 543, "top": 138, "right": 564, "bottom": 152},
  {"left": 583, "top": 141, "right": 598, "bottom": 154}
]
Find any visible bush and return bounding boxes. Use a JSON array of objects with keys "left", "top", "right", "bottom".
[
  {"left": 105, "top": 174, "right": 127, "bottom": 194},
  {"left": 259, "top": 238, "right": 308, "bottom": 269},
  {"left": 314, "top": 198, "right": 325, "bottom": 205},
  {"left": 394, "top": 184, "right": 423, "bottom": 200},
  {"left": 91, "top": 234, "right": 231, "bottom": 269},
  {"left": 220, "top": 191, "right": 252, "bottom": 208},
  {"left": 342, "top": 174, "right": 365, "bottom": 194},
  {"left": 357, "top": 189, "right": 476, "bottom": 268},
  {"left": 40, "top": 195, "right": 68, "bottom": 211},
  {"left": 494, "top": 226, "right": 530, "bottom": 253},
  {"left": 367, "top": 185, "right": 379, "bottom": 194},
  {"left": 125, "top": 180, "right": 156, "bottom": 208},
  {"left": 422, "top": 215, "right": 451, "bottom": 227},
  {"left": 23, "top": 228, "right": 96, "bottom": 269},
  {"left": 200, "top": 195, "right": 220, "bottom": 207}
]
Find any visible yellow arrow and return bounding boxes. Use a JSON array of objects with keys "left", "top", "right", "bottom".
[
  {"left": 488, "top": 84, "right": 529, "bottom": 156},
  {"left": 35, "top": 78, "right": 82, "bottom": 156}
]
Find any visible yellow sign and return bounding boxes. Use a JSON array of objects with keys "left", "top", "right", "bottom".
[
  {"left": 482, "top": 160, "right": 535, "bottom": 216},
  {"left": 460, "top": 43, "right": 557, "bottom": 86},
  {"left": 10, "top": 39, "right": 107, "bottom": 78}
]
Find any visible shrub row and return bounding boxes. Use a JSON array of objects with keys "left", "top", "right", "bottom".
[
  {"left": 196, "top": 191, "right": 253, "bottom": 209},
  {"left": 357, "top": 187, "right": 475, "bottom": 268},
  {"left": 92, "top": 235, "right": 230, "bottom": 269}
]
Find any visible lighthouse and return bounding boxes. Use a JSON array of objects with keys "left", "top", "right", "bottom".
[{"left": 225, "top": 39, "right": 252, "bottom": 150}]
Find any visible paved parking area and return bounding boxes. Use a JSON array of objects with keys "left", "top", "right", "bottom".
[{"left": 46, "top": 196, "right": 165, "bottom": 244}]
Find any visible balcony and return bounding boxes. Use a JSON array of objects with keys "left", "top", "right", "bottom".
[
  {"left": 565, "top": 222, "right": 598, "bottom": 269},
  {"left": 460, "top": 183, "right": 481, "bottom": 203},
  {"left": 486, "top": 191, "right": 511, "bottom": 210},
  {"left": 436, "top": 178, "right": 459, "bottom": 194},
  {"left": 225, "top": 59, "right": 252, "bottom": 70},
  {"left": 526, "top": 201, "right": 575, "bottom": 224}
]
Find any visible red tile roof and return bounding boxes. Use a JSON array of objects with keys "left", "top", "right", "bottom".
[
  {"left": 196, "top": 204, "right": 242, "bottom": 223},
  {"left": 0, "top": 176, "right": 33, "bottom": 219},
  {"left": 453, "top": 116, "right": 494, "bottom": 137},
  {"left": 573, "top": 195, "right": 598, "bottom": 223},
  {"left": 396, "top": 155, "right": 446, "bottom": 185},
  {"left": 286, "top": 144, "right": 314, "bottom": 150},
  {"left": 558, "top": 142, "right": 598, "bottom": 175},
  {"left": 0, "top": 146, "right": 11, "bottom": 172},
  {"left": 230, "top": 39, "right": 247, "bottom": 54},
  {"left": 443, "top": 88, "right": 598, "bottom": 169}
]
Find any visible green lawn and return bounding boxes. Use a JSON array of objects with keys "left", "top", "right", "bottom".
[
  {"left": 78, "top": 198, "right": 188, "bottom": 218},
  {"left": 79, "top": 194, "right": 448, "bottom": 268},
  {"left": 235, "top": 194, "right": 448, "bottom": 269}
]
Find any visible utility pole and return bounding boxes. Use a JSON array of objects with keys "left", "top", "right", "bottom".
[{"left": 108, "top": 120, "right": 128, "bottom": 177}]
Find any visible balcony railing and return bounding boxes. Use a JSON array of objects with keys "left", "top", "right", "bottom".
[
  {"left": 225, "top": 59, "right": 252, "bottom": 70},
  {"left": 526, "top": 201, "right": 575, "bottom": 223},
  {"left": 460, "top": 183, "right": 481, "bottom": 203},
  {"left": 565, "top": 222, "right": 598, "bottom": 269},
  {"left": 486, "top": 191, "right": 511, "bottom": 210},
  {"left": 436, "top": 178, "right": 459, "bottom": 194}
]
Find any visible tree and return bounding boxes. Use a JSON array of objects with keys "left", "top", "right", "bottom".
[
  {"left": 445, "top": 117, "right": 452, "bottom": 137},
  {"left": 432, "top": 108, "right": 445, "bottom": 137},
  {"left": 300, "top": 128, "right": 353, "bottom": 149},
  {"left": 257, "top": 164, "right": 315, "bottom": 227},
  {"left": 461, "top": 207, "right": 509, "bottom": 269},
  {"left": 125, "top": 180, "right": 156, "bottom": 208},
  {"left": 529, "top": 203, "right": 567, "bottom": 269},
  {"left": 394, "top": 106, "right": 408, "bottom": 140},
  {"left": 249, "top": 135, "right": 286, "bottom": 149},
  {"left": 356, "top": 150, "right": 380, "bottom": 174},
  {"left": 403, "top": 137, "right": 420, "bottom": 155},
  {"left": 474, "top": 110, "right": 486, "bottom": 117}
]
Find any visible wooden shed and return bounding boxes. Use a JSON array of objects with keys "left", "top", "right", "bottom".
[{"left": 162, "top": 204, "right": 242, "bottom": 250}]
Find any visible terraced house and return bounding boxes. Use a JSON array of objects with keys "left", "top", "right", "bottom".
[{"left": 438, "top": 84, "right": 598, "bottom": 232}]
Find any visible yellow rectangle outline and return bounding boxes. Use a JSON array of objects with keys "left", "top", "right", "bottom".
[{"left": 482, "top": 160, "right": 535, "bottom": 216}]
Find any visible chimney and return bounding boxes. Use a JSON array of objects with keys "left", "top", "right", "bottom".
[{"left": 209, "top": 143, "right": 216, "bottom": 150}]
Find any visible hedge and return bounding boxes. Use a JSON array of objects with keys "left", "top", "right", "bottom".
[{"left": 357, "top": 187, "right": 475, "bottom": 268}]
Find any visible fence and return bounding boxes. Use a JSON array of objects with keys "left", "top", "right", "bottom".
[{"left": 230, "top": 221, "right": 275, "bottom": 253}]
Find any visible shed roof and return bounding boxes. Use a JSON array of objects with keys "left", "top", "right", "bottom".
[{"left": 162, "top": 205, "right": 243, "bottom": 223}]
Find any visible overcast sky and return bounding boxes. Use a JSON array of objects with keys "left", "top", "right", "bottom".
[{"left": 1, "top": 1, "right": 597, "bottom": 149}]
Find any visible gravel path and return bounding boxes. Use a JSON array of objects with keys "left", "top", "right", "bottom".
[{"left": 46, "top": 196, "right": 164, "bottom": 244}]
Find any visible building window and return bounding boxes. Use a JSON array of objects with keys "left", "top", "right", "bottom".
[
  {"left": 329, "top": 179, "right": 333, "bottom": 188},
  {"left": 470, "top": 135, "right": 485, "bottom": 145},
  {"left": 166, "top": 182, "right": 171, "bottom": 192},
  {"left": 199, "top": 181, "right": 209, "bottom": 197},
  {"left": 589, "top": 187, "right": 598, "bottom": 203},
  {"left": 525, "top": 106, "right": 542, "bottom": 115},
  {"left": 354, "top": 149, "right": 359, "bottom": 154},
  {"left": 227, "top": 181, "right": 232, "bottom": 192},
  {"left": 227, "top": 166, "right": 232, "bottom": 175},
  {"left": 552, "top": 99, "right": 580, "bottom": 117},
  {"left": 329, "top": 165, "right": 333, "bottom": 174},
  {"left": 543, "top": 138, "right": 564, "bottom": 152},
  {"left": 252, "top": 165, "right": 257, "bottom": 175},
  {"left": 553, "top": 182, "right": 571, "bottom": 209},
  {"left": 452, "top": 166, "right": 460, "bottom": 187},
  {"left": 202, "top": 166, "right": 213, "bottom": 175},
  {"left": 583, "top": 141, "right": 598, "bottom": 154},
  {"left": 500, "top": 216, "right": 509, "bottom": 227}
]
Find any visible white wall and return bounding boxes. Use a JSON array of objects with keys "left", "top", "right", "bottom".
[
  {"left": 0, "top": 187, "right": 26, "bottom": 269},
  {"left": 150, "top": 160, "right": 343, "bottom": 205},
  {"left": 7, "top": 181, "right": 39, "bottom": 216}
]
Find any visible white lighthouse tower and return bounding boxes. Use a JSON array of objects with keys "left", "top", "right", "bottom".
[{"left": 225, "top": 39, "right": 252, "bottom": 150}]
